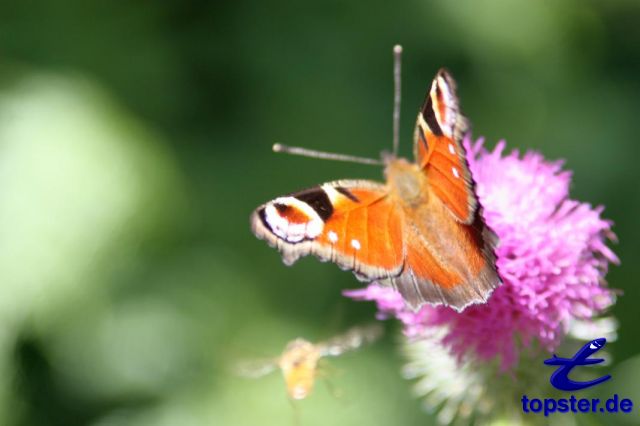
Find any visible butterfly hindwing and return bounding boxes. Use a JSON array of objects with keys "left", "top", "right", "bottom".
[
  {"left": 251, "top": 180, "right": 405, "bottom": 281},
  {"left": 378, "top": 204, "right": 500, "bottom": 310}
]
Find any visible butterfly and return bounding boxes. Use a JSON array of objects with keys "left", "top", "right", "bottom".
[
  {"left": 251, "top": 48, "right": 501, "bottom": 312},
  {"left": 236, "top": 324, "right": 383, "bottom": 400}
]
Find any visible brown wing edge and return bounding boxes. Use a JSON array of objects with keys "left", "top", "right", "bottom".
[
  {"left": 378, "top": 205, "right": 501, "bottom": 312},
  {"left": 453, "top": 113, "right": 480, "bottom": 226},
  {"left": 250, "top": 179, "right": 404, "bottom": 281},
  {"left": 436, "top": 71, "right": 478, "bottom": 226}
]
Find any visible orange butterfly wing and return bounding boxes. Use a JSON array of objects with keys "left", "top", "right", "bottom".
[
  {"left": 414, "top": 69, "right": 476, "bottom": 224},
  {"left": 376, "top": 69, "right": 500, "bottom": 310},
  {"left": 251, "top": 180, "right": 405, "bottom": 281}
]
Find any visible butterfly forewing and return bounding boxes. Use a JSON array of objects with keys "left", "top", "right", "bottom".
[
  {"left": 414, "top": 69, "right": 476, "bottom": 224},
  {"left": 251, "top": 180, "right": 405, "bottom": 281}
]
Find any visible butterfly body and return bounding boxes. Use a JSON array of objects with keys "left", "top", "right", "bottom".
[
  {"left": 252, "top": 68, "right": 501, "bottom": 311},
  {"left": 385, "top": 157, "right": 425, "bottom": 206}
]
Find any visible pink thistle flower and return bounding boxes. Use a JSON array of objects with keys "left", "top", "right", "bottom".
[{"left": 345, "top": 137, "right": 619, "bottom": 371}]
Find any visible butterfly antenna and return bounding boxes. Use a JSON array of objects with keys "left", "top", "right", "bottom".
[
  {"left": 272, "top": 143, "right": 383, "bottom": 166},
  {"left": 392, "top": 44, "right": 402, "bottom": 157}
]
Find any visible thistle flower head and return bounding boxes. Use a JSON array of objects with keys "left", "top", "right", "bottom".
[{"left": 345, "top": 137, "right": 619, "bottom": 371}]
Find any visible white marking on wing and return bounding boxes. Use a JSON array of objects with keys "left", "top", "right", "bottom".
[
  {"left": 263, "top": 196, "right": 324, "bottom": 242},
  {"left": 321, "top": 184, "right": 342, "bottom": 203},
  {"left": 435, "top": 75, "right": 457, "bottom": 137}
]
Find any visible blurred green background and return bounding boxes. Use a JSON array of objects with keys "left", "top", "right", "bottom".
[{"left": 0, "top": 0, "right": 638, "bottom": 425}]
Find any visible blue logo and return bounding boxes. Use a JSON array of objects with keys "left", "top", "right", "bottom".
[
  {"left": 521, "top": 338, "right": 633, "bottom": 417},
  {"left": 544, "top": 338, "right": 612, "bottom": 391}
]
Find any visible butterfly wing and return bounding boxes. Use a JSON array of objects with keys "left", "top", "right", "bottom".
[
  {"left": 377, "top": 69, "right": 501, "bottom": 311},
  {"left": 414, "top": 69, "right": 475, "bottom": 223},
  {"left": 251, "top": 180, "right": 405, "bottom": 282}
]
